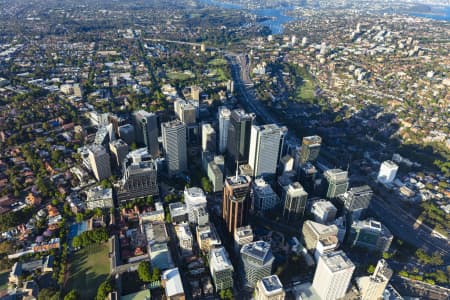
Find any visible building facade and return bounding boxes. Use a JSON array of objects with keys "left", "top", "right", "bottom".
[
  {"left": 222, "top": 175, "right": 251, "bottom": 234},
  {"left": 162, "top": 120, "right": 187, "bottom": 176}
]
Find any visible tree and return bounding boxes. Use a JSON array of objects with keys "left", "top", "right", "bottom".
[
  {"left": 137, "top": 261, "right": 152, "bottom": 283},
  {"left": 219, "top": 288, "right": 233, "bottom": 300},
  {"left": 151, "top": 267, "right": 161, "bottom": 281},
  {"left": 72, "top": 236, "right": 81, "bottom": 248},
  {"left": 201, "top": 177, "right": 212, "bottom": 193},
  {"left": 38, "top": 288, "right": 60, "bottom": 300},
  {"left": 64, "top": 290, "right": 78, "bottom": 300},
  {"left": 96, "top": 280, "right": 113, "bottom": 300},
  {"left": 367, "top": 265, "right": 375, "bottom": 274}
]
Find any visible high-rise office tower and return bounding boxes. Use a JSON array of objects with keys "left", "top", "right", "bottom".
[
  {"left": 108, "top": 114, "right": 127, "bottom": 137},
  {"left": 133, "top": 110, "right": 159, "bottom": 157},
  {"left": 341, "top": 185, "right": 373, "bottom": 221},
  {"left": 222, "top": 175, "right": 251, "bottom": 234},
  {"left": 302, "top": 220, "right": 339, "bottom": 253},
  {"left": 255, "top": 275, "right": 285, "bottom": 300},
  {"left": 298, "top": 162, "right": 317, "bottom": 194},
  {"left": 349, "top": 219, "right": 393, "bottom": 252},
  {"left": 252, "top": 178, "right": 279, "bottom": 213},
  {"left": 241, "top": 241, "right": 274, "bottom": 287},
  {"left": 117, "top": 148, "right": 159, "bottom": 203},
  {"left": 377, "top": 160, "right": 398, "bottom": 184},
  {"left": 88, "top": 144, "right": 111, "bottom": 181},
  {"left": 311, "top": 200, "right": 337, "bottom": 224},
  {"left": 226, "top": 109, "right": 255, "bottom": 172},
  {"left": 174, "top": 99, "right": 196, "bottom": 125},
  {"left": 323, "top": 169, "right": 349, "bottom": 199},
  {"left": 202, "top": 123, "right": 216, "bottom": 153},
  {"left": 162, "top": 120, "right": 187, "bottom": 176},
  {"left": 249, "top": 124, "right": 287, "bottom": 177},
  {"left": 209, "top": 247, "right": 234, "bottom": 291},
  {"left": 357, "top": 259, "right": 392, "bottom": 300},
  {"left": 282, "top": 182, "right": 308, "bottom": 224},
  {"left": 218, "top": 107, "right": 231, "bottom": 154},
  {"left": 184, "top": 187, "right": 207, "bottom": 224},
  {"left": 118, "top": 124, "right": 135, "bottom": 145},
  {"left": 312, "top": 251, "right": 355, "bottom": 300},
  {"left": 109, "top": 139, "right": 129, "bottom": 169},
  {"left": 299, "top": 135, "right": 321, "bottom": 164},
  {"left": 191, "top": 86, "right": 201, "bottom": 101}
]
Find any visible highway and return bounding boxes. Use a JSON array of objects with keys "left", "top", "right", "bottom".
[{"left": 227, "top": 50, "right": 450, "bottom": 262}]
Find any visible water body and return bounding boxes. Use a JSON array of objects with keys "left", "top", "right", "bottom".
[
  {"left": 199, "top": 0, "right": 296, "bottom": 34},
  {"left": 410, "top": 6, "right": 450, "bottom": 21}
]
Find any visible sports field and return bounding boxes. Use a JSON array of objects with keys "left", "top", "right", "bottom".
[{"left": 66, "top": 243, "right": 110, "bottom": 299}]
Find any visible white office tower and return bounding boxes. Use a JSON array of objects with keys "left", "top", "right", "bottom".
[
  {"left": 291, "top": 35, "right": 297, "bottom": 45},
  {"left": 377, "top": 160, "right": 399, "bottom": 184},
  {"left": 357, "top": 259, "right": 392, "bottom": 300},
  {"left": 255, "top": 275, "right": 285, "bottom": 300},
  {"left": 209, "top": 247, "right": 234, "bottom": 291},
  {"left": 218, "top": 107, "right": 231, "bottom": 154},
  {"left": 249, "top": 124, "right": 287, "bottom": 177},
  {"left": 174, "top": 99, "right": 196, "bottom": 125},
  {"left": 184, "top": 187, "right": 207, "bottom": 224},
  {"left": 252, "top": 178, "right": 279, "bottom": 213},
  {"left": 312, "top": 251, "right": 355, "bottom": 300},
  {"left": 311, "top": 200, "right": 337, "bottom": 224},
  {"left": 241, "top": 241, "right": 274, "bottom": 288},
  {"left": 202, "top": 123, "right": 216, "bottom": 153},
  {"left": 301, "top": 37, "right": 308, "bottom": 47},
  {"left": 162, "top": 120, "right": 187, "bottom": 176},
  {"left": 88, "top": 144, "right": 111, "bottom": 181}
]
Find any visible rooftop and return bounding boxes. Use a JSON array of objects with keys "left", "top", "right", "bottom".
[
  {"left": 302, "top": 135, "right": 322, "bottom": 146},
  {"left": 226, "top": 174, "right": 250, "bottom": 186},
  {"left": 162, "top": 268, "right": 184, "bottom": 297},
  {"left": 321, "top": 250, "right": 355, "bottom": 273},
  {"left": 260, "top": 275, "right": 284, "bottom": 295},
  {"left": 210, "top": 247, "right": 233, "bottom": 271},
  {"left": 241, "top": 240, "right": 273, "bottom": 263}
]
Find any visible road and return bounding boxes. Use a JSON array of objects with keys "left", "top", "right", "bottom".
[{"left": 228, "top": 50, "right": 450, "bottom": 262}]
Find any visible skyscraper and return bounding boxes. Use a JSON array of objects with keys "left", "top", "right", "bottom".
[
  {"left": 184, "top": 187, "right": 207, "bottom": 224},
  {"left": 162, "top": 120, "right": 187, "bottom": 176},
  {"left": 88, "top": 144, "right": 111, "bottom": 181},
  {"left": 252, "top": 178, "right": 279, "bottom": 213},
  {"left": 299, "top": 135, "right": 322, "bottom": 164},
  {"left": 133, "top": 110, "right": 159, "bottom": 157},
  {"left": 323, "top": 169, "right": 349, "bottom": 199},
  {"left": 209, "top": 247, "right": 234, "bottom": 291},
  {"left": 357, "top": 259, "right": 393, "bottom": 300},
  {"left": 282, "top": 182, "right": 308, "bottom": 224},
  {"left": 174, "top": 99, "right": 196, "bottom": 125},
  {"left": 241, "top": 241, "right": 274, "bottom": 287},
  {"left": 202, "top": 123, "right": 216, "bottom": 153},
  {"left": 341, "top": 185, "right": 373, "bottom": 221},
  {"left": 222, "top": 175, "right": 251, "bottom": 234},
  {"left": 249, "top": 124, "right": 287, "bottom": 177},
  {"left": 349, "top": 219, "right": 393, "bottom": 252},
  {"left": 109, "top": 139, "right": 129, "bottom": 169},
  {"left": 312, "top": 251, "right": 355, "bottom": 300},
  {"left": 116, "top": 148, "right": 159, "bottom": 203},
  {"left": 218, "top": 107, "right": 231, "bottom": 154},
  {"left": 226, "top": 109, "right": 255, "bottom": 172},
  {"left": 255, "top": 275, "right": 285, "bottom": 300}
]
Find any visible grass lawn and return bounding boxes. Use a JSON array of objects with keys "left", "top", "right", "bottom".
[
  {"left": 0, "top": 272, "right": 8, "bottom": 290},
  {"left": 208, "top": 58, "right": 227, "bottom": 66},
  {"left": 67, "top": 243, "right": 110, "bottom": 299},
  {"left": 296, "top": 78, "right": 315, "bottom": 101},
  {"left": 213, "top": 68, "right": 229, "bottom": 81},
  {"left": 167, "top": 72, "right": 194, "bottom": 81}
]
